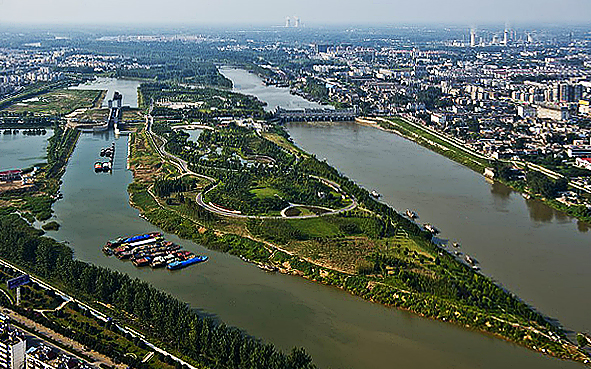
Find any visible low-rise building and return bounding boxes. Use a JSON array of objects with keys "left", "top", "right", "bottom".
[
  {"left": 575, "top": 157, "right": 591, "bottom": 170},
  {"left": 567, "top": 145, "right": 591, "bottom": 158},
  {"left": 0, "top": 171, "right": 22, "bottom": 183},
  {"left": 26, "top": 346, "right": 91, "bottom": 369},
  {"left": 537, "top": 104, "right": 570, "bottom": 121}
]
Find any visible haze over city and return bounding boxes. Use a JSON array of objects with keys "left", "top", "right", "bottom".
[{"left": 0, "top": 0, "right": 590, "bottom": 25}]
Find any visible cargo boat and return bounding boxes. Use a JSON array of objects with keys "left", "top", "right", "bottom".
[
  {"left": 405, "top": 209, "right": 418, "bottom": 219},
  {"left": 132, "top": 257, "right": 151, "bottom": 267},
  {"left": 424, "top": 224, "right": 440, "bottom": 234},
  {"left": 103, "top": 232, "right": 206, "bottom": 271},
  {"left": 105, "top": 232, "right": 161, "bottom": 249},
  {"left": 167, "top": 256, "right": 208, "bottom": 270},
  {"left": 150, "top": 256, "right": 167, "bottom": 268},
  {"left": 124, "top": 232, "right": 161, "bottom": 244}
]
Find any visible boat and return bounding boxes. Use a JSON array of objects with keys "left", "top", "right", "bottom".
[
  {"left": 258, "top": 264, "right": 278, "bottom": 272},
  {"left": 132, "top": 257, "right": 151, "bottom": 267},
  {"left": 94, "top": 162, "right": 103, "bottom": 172},
  {"left": 405, "top": 209, "right": 418, "bottom": 219},
  {"left": 100, "top": 148, "right": 106, "bottom": 157},
  {"left": 102, "top": 162, "right": 111, "bottom": 171},
  {"left": 424, "top": 224, "right": 440, "bottom": 234},
  {"left": 370, "top": 190, "right": 381, "bottom": 198},
  {"left": 452, "top": 242, "right": 460, "bottom": 248},
  {"left": 150, "top": 257, "right": 167, "bottom": 268},
  {"left": 122, "top": 236, "right": 162, "bottom": 249},
  {"left": 465, "top": 255, "right": 478, "bottom": 265},
  {"left": 124, "top": 232, "right": 161, "bottom": 244},
  {"left": 522, "top": 193, "right": 531, "bottom": 200},
  {"left": 167, "top": 255, "right": 208, "bottom": 270}
]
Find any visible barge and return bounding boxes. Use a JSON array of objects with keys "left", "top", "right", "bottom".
[{"left": 103, "top": 232, "right": 206, "bottom": 271}]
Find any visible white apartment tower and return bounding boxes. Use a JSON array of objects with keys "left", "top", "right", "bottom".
[{"left": 0, "top": 327, "right": 26, "bottom": 369}]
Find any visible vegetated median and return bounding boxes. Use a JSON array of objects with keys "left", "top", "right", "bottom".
[
  {"left": 362, "top": 116, "right": 489, "bottom": 173},
  {"left": 128, "top": 116, "right": 590, "bottom": 364}
]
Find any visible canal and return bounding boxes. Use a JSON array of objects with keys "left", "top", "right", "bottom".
[{"left": 39, "top": 75, "right": 585, "bottom": 368}]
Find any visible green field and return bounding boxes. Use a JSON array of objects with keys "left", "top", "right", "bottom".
[
  {"left": 5, "top": 89, "right": 104, "bottom": 116},
  {"left": 251, "top": 185, "right": 281, "bottom": 199}
]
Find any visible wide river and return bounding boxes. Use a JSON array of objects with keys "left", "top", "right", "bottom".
[{"left": 27, "top": 73, "right": 583, "bottom": 369}]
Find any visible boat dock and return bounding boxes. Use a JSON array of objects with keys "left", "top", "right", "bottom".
[{"left": 103, "top": 232, "right": 207, "bottom": 270}]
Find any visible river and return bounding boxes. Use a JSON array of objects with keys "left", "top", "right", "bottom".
[
  {"left": 220, "top": 67, "right": 331, "bottom": 112},
  {"left": 284, "top": 122, "right": 591, "bottom": 337},
  {"left": 222, "top": 68, "right": 591, "bottom": 335},
  {"left": 40, "top": 76, "right": 585, "bottom": 368}
]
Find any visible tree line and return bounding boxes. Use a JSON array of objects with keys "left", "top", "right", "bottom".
[{"left": 0, "top": 209, "right": 317, "bottom": 369}]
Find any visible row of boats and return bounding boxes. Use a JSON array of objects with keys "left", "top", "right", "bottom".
[
  {"left": 405, "top": 209, "right": 479, "bottom": 270},
  {"left": 95, "top": 143, "right": 115, "bottom": 173},
  {"left": 405, "top": 209, "right": 440, "bottom": 234},
  {"left": 102, "top": 232, "right": 208, "bottom": 270}
]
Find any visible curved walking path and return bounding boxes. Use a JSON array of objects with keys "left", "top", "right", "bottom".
[
  {"left": 195, "top": 183, "right": 357, "bottom": 219},
  {"left": 145, "top": 112, "right": 358, "bottom": 219}
]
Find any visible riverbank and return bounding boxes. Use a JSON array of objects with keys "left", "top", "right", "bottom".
[
  {"left": 126, "top": 116, "right": 590, "bottom": 365},
  {"left": 364, "top": 116, "right": 591, "bottom": 227},
  {"left": 0, "top": 124, "right": 80, "bottom": 223}
]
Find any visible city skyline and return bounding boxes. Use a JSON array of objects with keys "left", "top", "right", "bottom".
[{"left": 0, "top": 0, "right": 590, "bottom": 25}]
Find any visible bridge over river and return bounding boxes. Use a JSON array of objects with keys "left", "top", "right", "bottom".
[{"left": 274, "top": 106, "right": 358, "bottom": 122}]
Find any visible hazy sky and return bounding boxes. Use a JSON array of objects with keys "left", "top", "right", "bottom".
[{"left": 0, "top": 0, "right": 589, "bottom": 26}]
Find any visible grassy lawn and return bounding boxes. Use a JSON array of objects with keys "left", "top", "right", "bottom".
[
  {"left": 5, "top": 89, "right": 104, "bottom": 116},
  {"left": 122, "top": 108, "right": 145, "bottom": 122},
  {"left": 251, "top": 185, "right": 281, "bottom": 199},
  {"left": 287, "top": 217, "right": 343, "bottom": 238},
  {"left": 77, "top": 108, "right": 109, "bottom": 121},
  {"left": 261, "top": 132, "right": 307, "bottom": 157}
]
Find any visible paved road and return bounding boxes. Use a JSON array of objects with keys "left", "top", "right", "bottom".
[
  {"left": 195, "top": 180, "right": 358, "bottom": 219},
  {"left": 0, "top": 258, "right": 199, "bottom": 369},
  {"left": 375, "top": 116, "right": 591, "bottom": 194},
  {"left": 146, "top": 113, "right": 215, "bottom": 182}
]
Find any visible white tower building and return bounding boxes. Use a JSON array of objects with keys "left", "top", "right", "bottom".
[{"left": 470, "top": 29, "right": 477, "bottom": 47}]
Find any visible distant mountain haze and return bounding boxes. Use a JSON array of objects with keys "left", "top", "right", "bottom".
[{"left": 0, "top": 0, "right": 589, "bottom": 25}]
